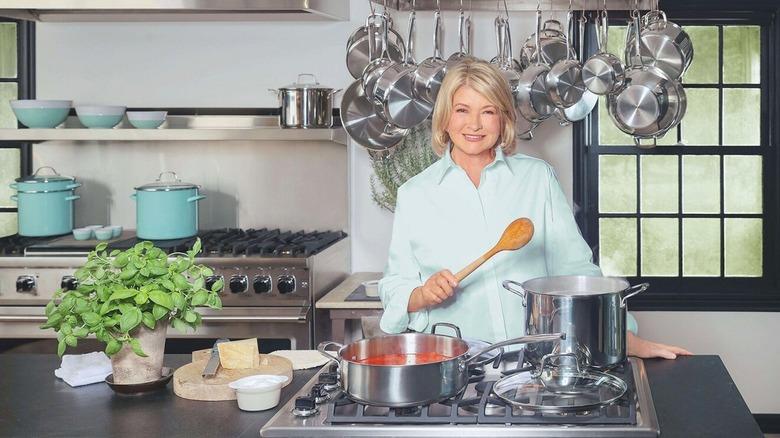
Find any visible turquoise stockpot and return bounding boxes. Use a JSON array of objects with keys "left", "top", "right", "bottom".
[
  {"left": 9, "top": 166, "right": 81, "bottom": 237},
  {"left": 132, "top": 171, "right": 206, "bottom": 240}
]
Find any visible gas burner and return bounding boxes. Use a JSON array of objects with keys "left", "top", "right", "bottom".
[
  {"left": 0, "top": 234, "right": 60, "bottom": 256},
  {"left": 467, "top": 363, "right": 486, "bottom": 383},
  {"left": 197, "top": 228, "right": 346, "bottom": 257},
  {"left": 317, "top": 372, "right": 339, "bottom": 392},
  {"left": 292, "top": 396, "right": 319, "bottom": 417}
]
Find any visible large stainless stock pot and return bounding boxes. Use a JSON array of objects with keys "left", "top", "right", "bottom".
[
  {"left": 503, "top": 276, "right": 648, "bottom": 370},
  {"left": 318, "top": 323, "right": 564, "bottom": 407}
]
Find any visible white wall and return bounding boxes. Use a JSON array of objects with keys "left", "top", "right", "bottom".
[{"left": 32, "top": 1, "right": 778, "bottom": 413}]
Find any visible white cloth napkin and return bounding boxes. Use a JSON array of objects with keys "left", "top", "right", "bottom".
[{"left": 54, "top": 351, "right": 113, "bottom": 387}]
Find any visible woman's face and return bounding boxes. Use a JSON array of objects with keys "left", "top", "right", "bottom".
[{"left": 445, "top": 85, "right": 502, "bottom": 158}]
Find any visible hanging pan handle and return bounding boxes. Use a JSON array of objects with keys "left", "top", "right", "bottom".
[
  {"left": 317, "top": 341, "right": 344, "bottom": 363},
  {"left": 621, "top": 283, "right": 649, "bottom": 307}
]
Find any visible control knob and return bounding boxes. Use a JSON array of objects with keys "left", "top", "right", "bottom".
[
  {"left": 60, "top": 276, "right": 79, "bottom": 291},
  {"left": 277, "top": 275, "right": 296, "bottom": 294},
  {"left": 229, "top": 275, "right": 248, "bottom": 294},
  {"left": 16, "top": 275, "right": 36, "bottom": 294}
]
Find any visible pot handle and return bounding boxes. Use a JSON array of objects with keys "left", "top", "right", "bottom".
[
  {"left": 64, "top": 195, "right": 80, "bottom": 202},
  {"left": 187, "top": 194, "right": 206, "bottom": 203},
  {"left": 502, "top": 280, "right": 527, "bottom": 306},
  {"left": 9, "top": 183, "right": 17, "bottom": 190},
  {"left": 621, "top": 283, "right": 649, "bottom": 307},
  {"left": 130, "top": 193, "right": 137, "bottom": 200},
  {"left": 329, "top": 89, "right": 343, "bottom": 96},
  {"left": 532, "top": 352, "right": 582, "bottom": 380},
  {"left": 317, "top": 341, "right": 344, "bottom": 363},
  {"left": 431, "top": 322, "right": 462, "bottom": 339},
  {"left": 65, "top": 182, "right": 82, "bottom": 190},
  {"left": 10, "top": 195, "right": 17, "bottom": 202},
  {"left": 466, "top": 332, "right": 565, "bottom": 365},
  {"left": 296, "top": 73, "right": 318, "bottom": 85}
]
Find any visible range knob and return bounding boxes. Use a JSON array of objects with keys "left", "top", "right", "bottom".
[
  {"left": 60, "top": 275, "right": 79, "bottom": 291},
  {"left": 205, "top": 275, "right": 224, "bottom": 293},
  {"left": 16, "top": 275, "right": 36, "bottom": 294},
  {"left": 277, "top": 275, "right": 296, "bottom": 294},
  {"left": 292, "top": 396, "right": 318, "bottom": 417},
  {"left": 252, "top": 275, "right": 272, "bottom": 294},
  {"left": 309, "top": 383, "right": 329, "bottom": 404},
  {"left": 229, "top": 275, "right": 248, "bottom": 294}
]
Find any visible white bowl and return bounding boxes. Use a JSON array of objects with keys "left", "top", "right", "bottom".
[
  {"left": 127, "top": 111, "right": 167, "bottom": 129},
  {"left": 228, "top": 374, "right": 288, "bottom": 411},
  {"left": 363, "top": 280, "right": 379, "bottom": 297},
  {"left": 75, "top": 105, "right": 126, "bottom": 128}
]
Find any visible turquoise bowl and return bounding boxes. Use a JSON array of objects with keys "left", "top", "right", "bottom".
[
  {"left": 10, "top": 100, "right": 72, "bottom": 128},
  {"left": 129, "top": 119, "right": 165, "bottom": 129},
  {"left": 75, "top": 105, "right": 126, "bottom": 129},
  {"left": 78, "top": 114, "right": 124, "bottom": 129},
  {"left": 127, "top": 111, "right": 167, "bottom": 129}
]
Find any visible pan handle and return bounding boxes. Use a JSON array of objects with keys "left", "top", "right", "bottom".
[
  {"left": 501, "top": 280, "right": 527, "bottom": 306},
  {"left": 466, "top": 332, "right": 565, "bottom": 364},
  {"left": 621, "top": 283, "right": 649, "bottom": 307},
  {"left": 431, "top": 322, "right": 462, "bottom": 339},
  {"left": 317, "top": 341, "right": 344, "bottom": 363}
]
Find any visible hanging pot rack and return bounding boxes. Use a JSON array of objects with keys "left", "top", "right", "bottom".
[{"left": 374, "top": 0, "right": 653, "bottom": 11}]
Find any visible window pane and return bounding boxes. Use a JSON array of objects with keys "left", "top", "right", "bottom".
[
  {"left": 606, "top": 26, "right": 627, "bottom": 59},
  {"left": 0, "top": 148, "right": 20, "bottom": 208},
  {"left": 683, "top": 155, "right": 720, "bottom": 213},
  {"left": 0, "top": 83, "right": 18, "bottom": 129},
  {"left": 598, "top": 100, "right": 635, "bottom": 146},
  {"left": 641, "top": 218, "right": 679, "bottom": 276},
  {"left": 724, "top": 155, "right": 762, "bottom": 214},
  {"left": 681, "top": 26, "right": 718, "bottom": 84},
  {"left": 681, "top": 88, "right": 719, "bottom": 145},
  {"left": 724, "top": 218, "right": 762, "bottom": 277},
  {"left": 0, "top": 212, "right": 17, "bottom": 237},
  {"left": 723, "top": 88, "right": 760, "bottom": 146},
  {"left": 599, "top": 218, "right": 637, "bottom": 276},
  {"left": 640, "top": 155, "right": 678, "bottom": 213},
  {"left": 683, "top": 218, "right": 721, "bottom": 276},
  {"left": 599, "top": 155, "right": 636, "bottom": 213},
  {"left": 723, "top": 26, "right": 760, "bottom": 84},
  {"left": 0, "top": 22, "right": 17, "bottom": 78}
]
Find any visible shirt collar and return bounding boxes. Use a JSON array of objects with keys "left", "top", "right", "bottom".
[{"left": 436, "top": 144, "right": 514, "bottom": 185}]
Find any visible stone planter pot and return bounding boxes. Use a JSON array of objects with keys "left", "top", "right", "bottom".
[{"left": 110, "top": 320, "right": 168, "bottom": 384}]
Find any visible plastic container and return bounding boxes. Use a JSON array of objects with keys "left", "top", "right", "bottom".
[
  {"left": 363, "top": 279, "right": 379, "bottom": 297},
  {"left": 228, "top": 374, "right": 289, "bottom": 411}
]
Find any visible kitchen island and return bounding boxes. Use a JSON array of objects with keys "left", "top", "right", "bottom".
[{"left": 0, "top": 354, "right": 762, "bottom": 438}]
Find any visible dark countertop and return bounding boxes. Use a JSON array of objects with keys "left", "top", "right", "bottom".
[{"left": 0, "top": 354, "right": 762, "bottom": 438}]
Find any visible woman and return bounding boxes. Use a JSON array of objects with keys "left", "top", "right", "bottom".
[{"left": 378, "top": 57, "right": 690, "bottom": 360}]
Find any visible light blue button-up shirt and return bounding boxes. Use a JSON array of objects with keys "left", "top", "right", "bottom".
[{"left": 379, "top": 146, "right": 637, "bottom": 342}]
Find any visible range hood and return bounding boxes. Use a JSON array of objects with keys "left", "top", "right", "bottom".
[{"left": 0, "top": 0, "right": 349, "bottom": 22}]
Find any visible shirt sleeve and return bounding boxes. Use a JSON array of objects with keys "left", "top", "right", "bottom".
[
  {"left": 378, "top": 185, "right": 429, "bottom": 334},
  {"left": 627, "top": 312, "right": 639, "bottom": 335},
  {"left": 543, "top": 166, "right": 602, "bottom": 277}
]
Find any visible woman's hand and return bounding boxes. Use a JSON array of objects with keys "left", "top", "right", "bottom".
[
  {"left": 407, "top": 270, "right": 458, "bottom": 312},
  {"left": 627, "top": 331, "right": 693, "bottom": 359}
]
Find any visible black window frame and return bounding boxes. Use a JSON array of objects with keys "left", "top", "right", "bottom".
[
  {"left": 573, "top": 0, "right": 780, "bottom": 311},
  {"left": 0, "top": 18, "right": 34, "bottom": 222}
]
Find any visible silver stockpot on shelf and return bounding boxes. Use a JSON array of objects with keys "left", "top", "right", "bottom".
[
  {"left": 503, "top": 276, "right": 648, "bottom": 370},
  {"left": 270, "top": 74, "right": 341, "bottom": 129}
]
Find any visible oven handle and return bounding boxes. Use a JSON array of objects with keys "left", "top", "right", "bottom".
[
  {"left": 201, "top": 315, "right": 307, "bottom": 322},
  {"left": 0, "top": 315, "right": 48, "bottom": 322}
]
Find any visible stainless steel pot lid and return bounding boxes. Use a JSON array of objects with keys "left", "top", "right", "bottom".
[
  {"left": 15, "top": 166, "right": 74, "bottom": 183},
  {"left": 279, "top": 73, "right": 334, "bottom": 91},
  {"left": 522, "top": 275, "right": 630, "bottom": 297},
  {"left": 135, "top": 171, "right": 198, "bottom": 192}
]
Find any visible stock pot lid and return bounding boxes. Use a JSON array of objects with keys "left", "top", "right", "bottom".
[
  {"left": 16, "top": 166, "right": 74, "bottom": 184},
  {"left": 522, "top": 275, "right": 630, "bottom": 297},
  {"left": 279, "top": 74, "right": 334, "bottom": 91},
  {"left": 135, "top": 171, "right": 198, "bottom": 192}
]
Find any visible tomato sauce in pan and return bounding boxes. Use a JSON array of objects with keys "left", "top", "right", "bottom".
[{"left": 356, "top": 352, "right": 452, "bottom": 365}]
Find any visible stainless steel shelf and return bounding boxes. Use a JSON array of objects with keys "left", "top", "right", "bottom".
[
  {"left": 0, "top": 0, "right": 349, "bottom": 22},
  {"left": 376, "top": 0, "right": 653, "bottom": 11},
  {"left": 0, "top": 115, "right": 347, "bottom": 145}
]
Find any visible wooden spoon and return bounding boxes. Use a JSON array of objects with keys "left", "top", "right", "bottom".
[{"left": 454, "top": 218, "right": 535, "bottom": 283}]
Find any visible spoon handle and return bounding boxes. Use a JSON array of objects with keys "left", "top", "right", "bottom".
[{"left": 454, "top": 246, "right": 500, "bottom": 283}]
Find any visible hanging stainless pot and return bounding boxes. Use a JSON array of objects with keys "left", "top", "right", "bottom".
[
  {"left": 493, "top": 17, "right": 537, "bottom": 139},
  {"left": 318, "top": 323, "right": 565, "bottom": 407},
  {"left": 607, "top": 11, "right": 686, "bottom": 145},
  {"left": 346, "top": 12, "right": 405, "bottom": 80},
  {"left": 373, "top": 9, "right": 433, "bottom": 129},
  {"left": 341, "top": 80, "right": 408, "bottom": 151},
  {"left": 503, "top": 276, "right": 648, "bottom": 370},
  {"left": 546, "top": 10, "right": 586, "bottom": 109},
  {"left": 413, "top": 9, "right": 448, "bottom": 105},
  {"left": 519, "top": 19, "right": 576, "bottom": 70},
  {"left": 446, "top": 7, "right": 470, "bottom": 68},
  {"left": 270, "top": 74, "right": 340, "bottom": 129},
  {"left": 9, "top": 166, "right": 81, "bottom": 237},
  {"left": 625, "top": 9, "right": 693, "bottom": 81},
  {"left": 555, "top": 13, "right": 598, "bottom": 125},
  {"left": 582, "top": 9, "right": 625, "bottom": 95},
  {"left": 362, "top": 16, "right": 396, "bottom": 102},
  {"left": 516, "top": 10, "right": 555, "bottom": 123}
]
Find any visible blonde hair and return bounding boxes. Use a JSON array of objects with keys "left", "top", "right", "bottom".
[{"left": 431, "top": 57, "right": 517, "bottom": 156}]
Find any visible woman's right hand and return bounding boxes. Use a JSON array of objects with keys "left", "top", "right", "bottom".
[{"left": 407, "top": 270, "right": 458, "bottom": 312}]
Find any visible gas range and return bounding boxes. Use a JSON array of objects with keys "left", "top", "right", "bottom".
[
  {"left": 261, "top": 356, "right": 660, "bottom": 437},
  {"left": 0, "top": 229, "right": 349, "bottom": 349}
]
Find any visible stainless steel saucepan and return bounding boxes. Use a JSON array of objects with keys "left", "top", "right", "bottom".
[
  {"left": 555, "top": 13, "right": 598, "bottom": 125},
  {"left": 346, "top": 12, "right": 404, "bottom": 80},
  {"left": 413, "top": 8, "right": 448, "bottom": 105},
  {"left": 516, "top": 9, "right": 555, "bottom": 123},
  {"left": 546, "top": 10, "right": 585, "bottom": 109},
  {"left": 625, "top": 9, "right": 694, "bottom": 80},
  {"left": 582, "top": 8, "right": 625, "bottom": 95}
]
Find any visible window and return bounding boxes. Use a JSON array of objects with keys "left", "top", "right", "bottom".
[
  {"left": 0, "top": 18, "right": 33, "bottom": 237},
  {"left": 574, "top": 3, "right": 780, "bottom": 310}
]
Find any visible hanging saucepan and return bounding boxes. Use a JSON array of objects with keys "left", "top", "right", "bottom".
[
  {"left": 607, "top": 11, "right": 686, "bottom": 145},
  {"left": 546, "top": 10, "right": 586, "bottom": 109},
  {"left": 362, "top": 16, "right": 396, "bottom": 102},
  {"left": 373, "top": 8, "right": 433, "bottom": 129},
  {"left": 516, "top": 10, "right": 555, "bottom": 124},
  {"left": 413, "top": 9, "right": 448, "bottom": 105},
  {"left": 318, "top": 323, "right": 565, "bottom": 407},
  {"left": 446, "top": 6, "right": 470, "bottom": 68},
  {"left": 496, "top": 17, "right": 537, "bottom": 140},
  {"left": 625, "top": 9, "right": 694, "bottom": 80},
  {"left": 341, "top": 80, "right": 408, "bottom": 151},
  {"left": 582, "top": 8, "right": 625, "bottom": 95},
  {"left": 519, "top": 18, "right": 576, "bottom": 70},
  {"left": 555, "top": 13, "right": 598, "bottom": 125},
  {"left": 346, "top": 12, "right": 405, "bottom": 80}
]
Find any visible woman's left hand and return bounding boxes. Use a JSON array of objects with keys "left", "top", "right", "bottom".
[{"left": 627, "top": 331, "right": 693, "bottom": 359}]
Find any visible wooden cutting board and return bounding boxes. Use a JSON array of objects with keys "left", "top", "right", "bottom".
[{"left": 173, "top": 348, "right": 293, "bottom": 401}]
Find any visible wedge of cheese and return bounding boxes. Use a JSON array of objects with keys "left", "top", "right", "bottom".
[{"left": 217, "top": 338, "right": 259, "bottom": 369}]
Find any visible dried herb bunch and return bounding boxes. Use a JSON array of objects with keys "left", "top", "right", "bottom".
[{"left": 370, "top": 122, "right": 438, "bottom": 212}]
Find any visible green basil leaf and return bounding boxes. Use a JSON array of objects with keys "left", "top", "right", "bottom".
[
  {"left": 113, "top": 252, "right": 129, "bottom": 268},
  {"left": 74, "top": 298, "right": 90, "bottom": 314},
  {"left": 45, "top": 301, "right": 56, "bottom": 317},
  {"left": 73, "top": 326, "right": 89, "bottom": 338},
  {"left": 130, "top": 338, "right": 148, "bottom": 357},
  {"left": 60, "top": 323, "right": 72, "bottom": 335},
  {"left": 65, "top": 334, "right": 78, "bottom": 347},
  {"left": 40, "top": 312, "right": 63, "bottom": 329},
  {"left": 57, "top": 339, "right": 67, "bottom": 356},
  {"left": 103, "top": 317, "right": 118, "bottom": 328},
  {"left": 82, "top": 312, "right": 101, "bottom": 326},
  {"left": 109, "top": 249, "right": 120, "bottom": 257},
  {"left": 118, "top": 303, "right": 136, "bottom": 314},
  {"left": 193, "top": 277, "right": 205, "bottom": 291},
  {"left": 134, "top": 291, "right": 149, "bottom": 305},
  {"left": 192, "top": 238, "right": 202, "bottom": 255},
  {"left": 161, "top": 279, "right": 176, "bottom": 291},
  {"left": 212, "top": 278, "right": 224, "bottom": 293},
  {"left": 183, "top": 310, "right": 197, "bottom": 323},
  {"left": 119, "top": 267, "right": 138, "bottom": 281},
  {"left": 142, "top": 312, "right": 156, "bottom": 330},
  {"left": 171, "top": 292, "right": 185, "bottom": 309},
  {"left": 149, "top": 290, "right": 173, "bottom": 310},
  {"left": 105, "top": 339, "right": 122, "bottom": 356},
  {"left": 202, "top": 267, "right": 214, "bottom": 277},
  {"left": 99, "top": 302, "right": 117, "bottom": 316},
  {"left": 152, "top": 304, "right": 169, "bottom": 321},
  {"left": 95, "top": 242, "right": 108, "bottom": 252},
  {"left": 150, "top": 266, "right": 168, "bottom": 276},
  {"left": 119, "top": 308, "right": 142, "bottom": 333},
  {"left": 171, "top": 318, "right": 189, "bottom": 333},
  {"left": 191, "top": 290, "right": 208, "bottom": 306}
]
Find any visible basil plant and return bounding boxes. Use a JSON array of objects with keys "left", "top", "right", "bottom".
[{"left": 40, "top": 239, "right": 223, "bottom": 357}]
